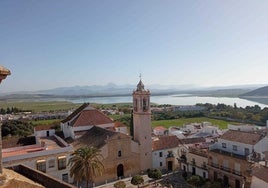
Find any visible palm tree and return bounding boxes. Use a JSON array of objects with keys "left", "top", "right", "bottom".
[{"left": 69, "top": 146, "right": 104, "bottom": 188}]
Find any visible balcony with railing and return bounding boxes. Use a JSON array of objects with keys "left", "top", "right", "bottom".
[
  {"left": 210, "top": 162, "right": 219, "bottom": 168},
  {"left": 209, "top": 148, "right": 247, "bottom": 160},
  {"left": 209, "top": 162, "right": 243, "bottom": 177},
  {"left": 234, "top": 170, "right": 241, "bottom": 176},
  {"left": 220, "top": 165, "right": 231, "bottom": 173},
  {"left": 201, "top": 163, "right": 207, "bottom": 169},
  {"left": 190, "top": 160, "right": 196, "bottom": 166}
]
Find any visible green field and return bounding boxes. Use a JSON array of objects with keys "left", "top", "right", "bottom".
[
  {"left": 0, "top": 101, "right": 81, "bottom": 112},
  {"left": 31, "top": 119, "right": 61, "bottom": 126},
  {"left": 152, "top": 117, "right": 232, "bottom": 129}
]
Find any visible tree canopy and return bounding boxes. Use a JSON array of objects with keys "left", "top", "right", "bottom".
[
  {"left": 131, "top": 175, "right": 144, "bottom": 187},
  {"left": 69, "top": 146, "right": 104, "bottom": 188},
  {"left": 1, "top": 120, "right": 33, "bottom": 138}
]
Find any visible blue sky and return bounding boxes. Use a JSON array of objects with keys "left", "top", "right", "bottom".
[{"left": 1, "top": 0, "right": 268, "bottom": 92}]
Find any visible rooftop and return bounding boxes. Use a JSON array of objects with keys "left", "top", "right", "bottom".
[
  {"left": 152, "top": 135, "right": 180, "bottom": 151},
  {"left": 72, "top": 126, "right": 124, "bottom": 149},
  {"left": 61, "top": 103, "right": 89, "bottom": 123},
  {"left": 252, "top": 166, "right": 268, "bottom": 183},
  {"left": 2, "top": 136, "right": 36, "bottom": 149},
  {"left": 179, "top": 137, "right": 206, "bottom": 145},
  {"left": 220, "top": 129, "right": 263, "bottom": 145},
  {"left": 1, "top": 168, "right": 44, "bottom": 188},
  {"left": 2, "top": 136, "right": 68, "bottom": 158},
  {"left": 62, "top": 103, "right": 114, "bottom": 127},
  {"left": 154, "top": 126, "right": 168, "bottom": 131},
  {"left": 114, "top": 121, "right": 127, "bottom": 128},
  {"left": 34, "top": 124, "right": 56, "bottom": 131}
]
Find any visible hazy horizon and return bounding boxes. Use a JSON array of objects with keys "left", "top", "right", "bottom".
[
  {"left": 1, "top": 1, "right": 268, "bottom": 93},
  {"left": 0, "top": 82, "right": 266, "bottom": 95}
]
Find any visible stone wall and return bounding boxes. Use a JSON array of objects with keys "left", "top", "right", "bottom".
[{"left": 10, "top": 165, "right": 76, "bottom": 188}]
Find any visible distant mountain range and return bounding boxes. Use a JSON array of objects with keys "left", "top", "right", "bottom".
[
  {"left": 0, "top": 83, "right": 267, "bottom": 100},
  {"left": 239, "top": 86, "right": 268, "bottom": 105},
  {"left": 240, "top": 86, "right": 268, "bottom": 98}
]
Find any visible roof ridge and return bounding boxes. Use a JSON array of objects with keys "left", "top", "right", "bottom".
[{"left": 61, "top": 103, "right": 89, "bottom": 123}]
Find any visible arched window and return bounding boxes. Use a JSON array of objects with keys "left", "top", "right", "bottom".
[
  {"left": 134, "top": 99, "right": 137, "bottom": 111},
  {"left": 143, "top": 98, "right": 147, "bottom": 111}
]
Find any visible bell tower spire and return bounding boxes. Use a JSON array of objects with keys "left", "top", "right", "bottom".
[{"left": 132, "top": 77, "right": 152, "bottom": 171}]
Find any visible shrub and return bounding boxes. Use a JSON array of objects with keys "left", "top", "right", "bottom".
[
  {"left": 114, "top": 181, "right": 126, "bottom": 188},
  {"left": 131, "top": 175, "right": 144, "bottom": 187}
]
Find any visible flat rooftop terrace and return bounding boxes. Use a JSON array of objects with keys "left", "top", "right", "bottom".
[{"left": 2, "top": 136, "right": 67, "bottom": 158}]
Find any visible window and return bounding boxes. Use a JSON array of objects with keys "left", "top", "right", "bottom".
[
  {"left": 222, "top": 143, "right": 226, "bottom": 148},
  {"left": 48, "top": 159, "right": 55, "bottom": 168},
  {"left": 143, "top": 98, "right": 147, "bottom": 111},
  {"left": 160, "top": 162, "right": 162, "bottom": 166},
  {"left": 134, "top": 99, "right": 137, "bottom": 111},
  {"left": 203, "top": 172, "right": 206, "bottom": 178},
  {"left": 36, "top": 160, "right": 46, "bottom": 173},
  {"left": 118, "top": 150, "right": 122, "bottom": 157},
  {"left": 159, "top": 152, "right": 163, "bottom": 157},
  {"left": 62, "top": 173, "right": 69, "bottom": 183},
  {"left": 245, "top": 148, "right": 250, "bottom": 155},
  {"left": 233, "top": 145, "right": 237, "bottom": 151},
  {"left": 58, "top": 156, "right": 67, "bottom": 170}
]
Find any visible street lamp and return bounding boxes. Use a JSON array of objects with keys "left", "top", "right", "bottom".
[{"left": 0, "top": 65, "right": 11, "bottom": 175}]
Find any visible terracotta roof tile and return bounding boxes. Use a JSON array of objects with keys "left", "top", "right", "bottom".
[
  {"left": 179, "top": 137, "right": 206, "bottom": 145},
  {"left": 154, "top": 126, "right": 167, "bottom": 131},
  {"left": 71, "top": 108, "right": 113, "bottom": 127},
  {"left": 152, "top": 135, "right": 180, "bottom": 151},
  {"left": 34, "top": 124, "right": 56, "bottom": 131},
  {"left": 72, "top": 126, "right": 119, "bottom": 149},
  {"left": 220, "top": 130, "right": 263, "bottom": 145},
  {"left": 61, "top": 103, "right": 89, "bottom": 123},
  {"left": 253, "top": 166, "right": 268, "bottom": 183},
  {"left": 114, "top": 121, "right": 126, "bottom": 128}
]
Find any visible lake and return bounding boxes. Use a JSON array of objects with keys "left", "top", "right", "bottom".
[{"left": 67, "top": 94, "right": 268, "bottom": 109}]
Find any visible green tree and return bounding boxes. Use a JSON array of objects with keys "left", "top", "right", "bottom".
[
  {"left": 69, "top": 146, "right": 104, "bottom": 188},
  {"left": 187, "top": 175, "right": 205, "bottom": 188},
  {"left": 147, "top": 168, "right": 162, "bottom": 183},
  {"left": 131, "top": 175, "right": 144, "bottom": 188},
  {"left": 114, "top": 181, "right": 126, "bottom": 188},
  {"left": 1, "top": 120, "right": 33, "bottom": 138}
]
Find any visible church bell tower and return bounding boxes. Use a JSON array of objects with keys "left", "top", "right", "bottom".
[{"left": 132, "top": 78, "right": 152, "bottom": 171}]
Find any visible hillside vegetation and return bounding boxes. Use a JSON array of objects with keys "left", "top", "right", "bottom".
[{"left": 241, "top": 85, "right": 268, "bottom": 97}]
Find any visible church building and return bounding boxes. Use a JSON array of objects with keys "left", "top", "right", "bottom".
[{"left": 61, "top": 79, "right": 153, "bottom": 185}]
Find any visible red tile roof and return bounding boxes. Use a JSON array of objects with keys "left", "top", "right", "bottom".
[
  {"left": 152, "top": 135, "right": 180, "bottom": 151},
  {"left": 154, "top": 126, "right": 167, "bottom": 131},
  {"left": 71, "top": 108, "right": 113, "bottom": 127},
  {"left": 61, "top": 103, "right": 89, "bottom": 123},
  {"left": 220, "top": 130, "right": 263, "bottom": 145},
  {"left": 61, "top": 103, "right": 113, "bottom": 127},
  {"left": 114, "top": 121, "right": 126, "bottom": 128},
  {"left": 253, "top": 166, "right": 268, "bottom": 183},
  {"left": 34, "top": 124, "right": 56, "bottom": 131}
]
